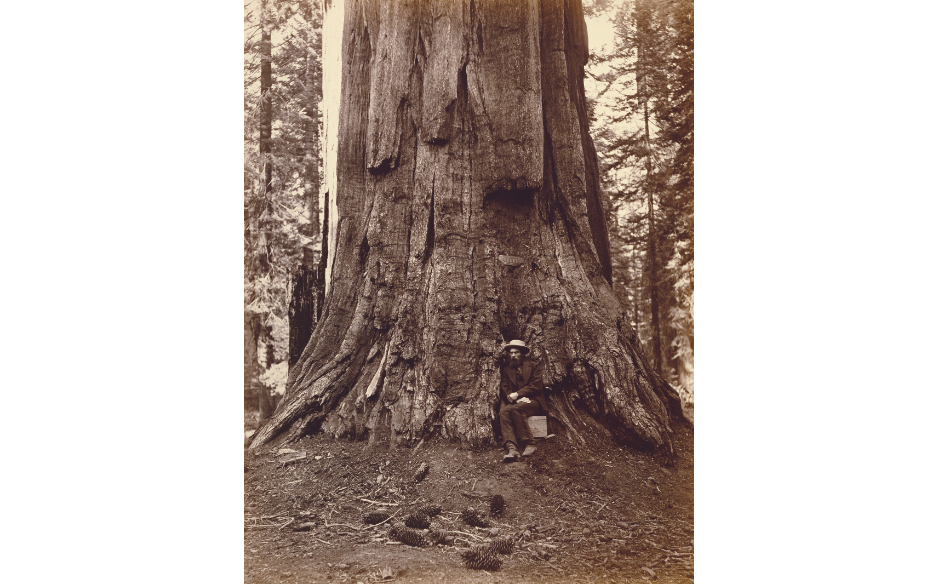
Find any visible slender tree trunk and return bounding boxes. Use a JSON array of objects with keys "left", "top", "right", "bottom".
[
  {"left": 252, "top": 0, "right": 275, "bottom": 419},
  {"left": 639, "top": 36, "right": 662, "bottom": 375},
  {"left": 303, "top": 14, "right": 322, "bottom": 244},
  {"left": 252, "top": 0, "right": 683, "bottom": 454}
]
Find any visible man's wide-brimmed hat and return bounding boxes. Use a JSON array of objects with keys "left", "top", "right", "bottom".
[{"left": 503, "top": 340, "right": 529, "bottom": 354}]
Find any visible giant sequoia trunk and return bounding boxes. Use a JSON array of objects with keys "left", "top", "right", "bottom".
[{"left": 251, "top": 0, "right": 683, "bottom": 453}]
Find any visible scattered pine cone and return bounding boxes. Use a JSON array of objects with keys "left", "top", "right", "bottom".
[
  {"left": 461, "top": 507, "right": 490, "bottom": 528},
  {"left": 427, "top": 528, "right": 449, "bottom": 545},
  {"left": 489, "top": 494, "right": 505, "bottom": 517},
  {"left": 413, "top": 462, "right": 429, "bottom": 483},
  {"left": 362, "top": 511, "right": 391, "bottom": 525},
  {"left": 493, "top": 537, "right": 514, "bottom": 555},
  {"left": 403, "top": 512, "right": 431, "bottom": 530},
  {"left": 461, "top": 546, "right": 502, "bottom": 571},
  {"left": 388, "top": 525, "right": 427, "bottom": 547},
  {"left": 418, "top": 503, "right": 442, "bottom": 517}
]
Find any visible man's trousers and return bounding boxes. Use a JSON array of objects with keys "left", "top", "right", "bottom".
[{"left": 498, "top": 400, "right": 546, "bottom": 449}]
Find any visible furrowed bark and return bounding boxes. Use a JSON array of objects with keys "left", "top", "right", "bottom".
[{"left": 251, "top": 0, "right": 684, "bottom": 454}]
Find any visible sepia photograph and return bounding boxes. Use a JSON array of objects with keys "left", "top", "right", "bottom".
[{"left": 243, "top": 0, "right": 694, "bottom": 581}]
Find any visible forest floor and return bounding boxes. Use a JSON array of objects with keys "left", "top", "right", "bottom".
[{"left": 244, "top": 410, "right": 694, "bottom": 583}]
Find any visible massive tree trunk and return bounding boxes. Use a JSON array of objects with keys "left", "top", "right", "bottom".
[{"left": 251, "top": 0, "right": 683, "bottom": 453}]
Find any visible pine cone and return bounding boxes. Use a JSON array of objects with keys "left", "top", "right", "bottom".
[
  {"left": 427, "top": 528, "right": 449, "bottom": 545},
  {"left": 403, "top": 512, "right": 431, "bottom": 530},
  {"left": 362, "top": 511, "right": 391, "bottom": 525},
  {"left": 461, "top": 507, "right": 490, "bottom": 528},
  {"left": 489, "top": 494, "right": 505, "bottom": 517},
  {"left": 413, "top": 462, "right": 429, "bottom": 483},
  {"left": 418, "top": 503, "right": 442, "bottom": 517},
  {"left": 461, "top": 546, "right": 502, "bottom": 571},
  {"left": 493, "top": 537, "right": 514, "bottom": 555},
  {"left": 388, "top": 525, "right": 427, "bottom": 547}
]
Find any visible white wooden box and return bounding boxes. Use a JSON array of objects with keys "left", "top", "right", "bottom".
[{"left": 527, "top": 416, "right": 548, "bottom": 438}]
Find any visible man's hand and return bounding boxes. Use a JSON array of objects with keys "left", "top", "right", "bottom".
[{"left": 508, "top": 392, "right": 519, "bottom": 402}]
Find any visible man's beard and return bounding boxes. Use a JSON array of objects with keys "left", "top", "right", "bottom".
[{"left": 509, "top": 355, "right": 522, "bottom": 366}]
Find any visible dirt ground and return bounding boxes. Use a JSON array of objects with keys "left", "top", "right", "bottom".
[{"left": 244, "top": 412, "right": 693, "bottom": 583}]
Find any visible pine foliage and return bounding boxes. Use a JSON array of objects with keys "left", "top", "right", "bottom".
[
  {"left": 244, "top": 0, "right": 324, "bottom": 405},
  {"left": 586, "top": 0, "right": 693, "bottom": 400}
]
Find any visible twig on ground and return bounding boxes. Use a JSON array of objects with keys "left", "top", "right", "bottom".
[
  {"left": 360, "top": 498, "right": 400, "bottom": 506},
  {"left": 324, "top": 522, "right": 361, "bottom": 531},
  {"left": 460, "top": 491, "right": 489, "bottom": 500},
  {"left": 450, "top": 530, "right": 484, "bottom": 541},
  {"left": 278, "top": 517, "right": 295, "bottom": 530}
]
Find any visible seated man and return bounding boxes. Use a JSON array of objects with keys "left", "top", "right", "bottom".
[{"left": 498, "top": 340, "right": 547, "bottom": 462}]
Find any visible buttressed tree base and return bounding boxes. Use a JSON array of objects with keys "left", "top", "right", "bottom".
[{"left": 251, "top": 0, "right": 684, "bottom": 454}]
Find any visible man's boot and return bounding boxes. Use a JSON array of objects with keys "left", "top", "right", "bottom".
[
  {"left": 522, "top": 444, "right": 537, "bottom": 457},
  {"left": 503, "top": 442, "right": 520, "bottom": 462}
]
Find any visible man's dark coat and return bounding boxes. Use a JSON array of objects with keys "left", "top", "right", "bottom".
[{"left": 500, "top": 357, "right": 547, "bottom": 411}]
